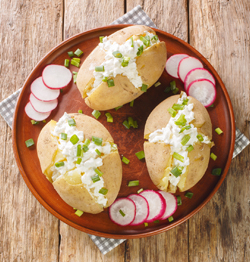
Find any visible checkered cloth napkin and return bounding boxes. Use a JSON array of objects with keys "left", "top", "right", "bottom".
[{"left": 1, "top": 5, "right": 249, "bottom": 255}]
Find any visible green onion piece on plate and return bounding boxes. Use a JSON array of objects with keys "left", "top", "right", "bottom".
[
  {"left": 55, "top": 161, "right": 64, "bottom": 168},
  {"left": 197, "top": 134, "right": 204, "bottom": 142},
  {"left": 167, "top": 108, "right": 177, "bottom": 117},
  {"left": 182, "top": 98, "right": 189, "bottom": 105},
  {"left": 94, "top": 168, "right": 103, "bottom": 177},
  {"left": 43, "top": 120, "right": 46, "bottom": 123},
  {"left": 91, "top": 174, "right": 100, "bottom": 183},
  {"left": 121, "top": 56, "right": 130, "bottom": 67},
  {"left": 175, "top": 114, "right": 187, "bottom": 126},
  {"left": 135, "top": 151, "right": 145, "bottom": 160},
  {"left": 128, "top": 117, "right": 134, "bottom": 127},
  {"left": 212, "top": 168, "right": 222, "bottom": 176},
  {"left": 151, "top": 35, "right": 158, "bottom": 42},
  {"left": 170, "top": 166, "right": 183, "bottom": 177},
  {"left": 92, "top": 110, "right": 101, "bottom": 119},
  {"left": 210, "top": 153, "right": 217, "bottom": 161},
  {"left": 60, "top": 133, "right": 67, "bottom": 140},
  {"left": 74, "top": 48, "right": 83, "bottom": 57},
  {"left": 209, "top": 104, "right": 214, "bottom": 108},
  {"left": 92, "top": 136, "right": 103, "bottom": 146},
  {"left": 95, "top": 65, "right": 104, "bottom": 72},
  {"left": 123, "top": 120, "right": 130, "bottom": 129},
  {"left": 107, "top": 79, "right": 115, "bottom": 87},
  {"left": 168, "top": 216, "right": 174, "bottom": 222},
  {"left": 95, "top": 149, "right": 102, "bottom": 156},
  {"left": 172, "top": 104, "right": 184, "bottom": 110},
  {"left": 83, "top": 138, "right": 90, "bottom": 146},
  {"left": 137, "top": 45, "right": 144, "bottom": 56},
  {"left": 140, "top": 35, "right": 150, "bottom": 47},
  {"left": 137, "top": 188, "right": 143, "bottom": 194},
  {"left": 141, "top": 84, "right": 148, "bottom": 92},
  {"left": 82, "top": 145, "right": 89, "bottom": 152},
  {"left": 154, "top": 82, "right": 161, "bottom": 87},
  {"left": 131, "top": 37, "right": 134, "bottom": 47},
  {"left": 31, "top": 120, "right": 39, "bottom": 125},
  {"left": 68, "top": 118, "right": 76, "bottom": 126},
  {"left": 179, "top": 125, "right": 191, "bottom": 133},
  {"left": 173, "top": 152, "right": 184, "bottom": 162},
  {"left": 164, "top": 86, "right": 171, "bottom": 93},
  {"left": 154, "top": 220, "right": 160, "bottom": 223},
  {"left": 102, "top": 77, "right": 108, "bottom": 82},
  {"left": 133, "top": 120, "right": 138, "bottom": 128},
  {"left": 181, "top": 134, "right": 191, "bottom": 146},
  {"left": 177, "top": 196, "right": 182, "bottom": 206},
  {"left": 119, "top": 209, "right": 125, "bottom": 217},
  {"left": 76, "top": 158, "right": 82, "bottom": 165},
  {"left": 70, "top": 59, "right": 80, "bottom": 68},
  {"left": 76, "top": 144, "right": 82, "bottom": 156},
  {"left": 185, "top": 191, "right": 193, "bottom": 199},
  {"left": 99, "top": 188, "right": 108, "bottom": 195},
  {"left": 78, "top": 109, "right": 82, "bottom": 114},
  {"left": 70, "top": 134, "right": 79, "bottom": 145},
  {"left": 75, "top": 209, "right": 84, "bottom": 217},
  {"left": 67, "top": 51, "right": 74, "bottom": 57},
  {"left": 64, "top": 59, "right": 69, "bottom": 68},
  {"left": 170, "top": 81, "right": 177, "bottom": 91},
  {"left": 144, "top": 222, "right": 148, "bottom": 227},
  {"left": 115, "top": 105, "right": 123, "bottom": 111},
  {"left": 215, "top": 127, "right": 223, "bottom": 135},
  {"left": 122, "top": 156, "right": 130, "bottom": 164},
  {"left": 105, "top": 112, "right": 113, "bottom": 123},
  {"left": 130, "top": 100, "right": 134, "bottom": 107},
  {"left": 187, "top": 145, "right": 194, "bottom": 152},
  {"left": 99, "top": 36, "right": 104, "bottom": 43},
  {"left": 72, "top": 57, "right": 80, "bottom": 63},
  {"left": 73, "top": 74, "right": 77, "bottom": 83},
  {"left": 172, "top": 88, "right": 179, "bottom": 94},
  {"left": 25, "top": 138, "right": 34, "bottom": 148},
  {"left": 128, "top": 180, "right": 139, "bottom": 187},
  {"left": 112, "top": 50, "right": 123, "bottom": 58}
]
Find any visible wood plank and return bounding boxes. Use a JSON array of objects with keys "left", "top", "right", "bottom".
[
  {"left": 0, "top": 0, "right": 63, "bottom": 261},
  {"left": 189, "top": 0, "right": 250, "bottom": 261}
]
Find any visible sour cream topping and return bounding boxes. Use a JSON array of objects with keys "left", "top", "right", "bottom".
[
  {"left": 88, "top": 32, "right": 159, "bottom": 95},
  {"left": 51, "top": 112, "right": 113, "bottom": 206},
  {"left": 149, "top": 93, "right": 211, "bottom": 187}
]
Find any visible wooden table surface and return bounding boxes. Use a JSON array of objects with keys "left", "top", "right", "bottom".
[{"left": 0, "top": 0, "right": 249, "bottom": 261}]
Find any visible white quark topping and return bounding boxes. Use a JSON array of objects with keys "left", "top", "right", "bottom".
[
  {"left": 87, "top": 32, "right": 159, "bottom": 96},
  {"left": 51, "top": 112, "right": 113, "bottom": 206},
  {"left": 149, "top": 93, "right": 211, "bottom": 187}
]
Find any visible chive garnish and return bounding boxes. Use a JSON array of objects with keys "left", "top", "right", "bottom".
[
  {"left": 187, "top": 145, "right": 194, "bottom": 152},
  {"left": 154, "top": 220, "right": 160, "bottom": 223},
  {"left": 135, "top": 151, "right": 145, "bottom": 160},
  {"left": 83, "top": 138, "right": 90, "bottom": 147},
  {"left": 94, "top": 168, "right": 103, "bottom": 177},
  {"left": 112, "top": 51, "right": 123, "bottom": 58},
  {"left": 73, "top": 71, "right": 78, "bottom": 75},
  {"left": 144, "top": 222, "right": 148, "bottom": 227},
  {"left": 140, "top": 35, "right": 150, "bottom": 47},
  {"left": 25, "top": 138, "right": 34, "bottom": 148},
  {"left": 74, "top": 48, "right": 83, "bottom": 57},
  {"left": 119, "top": 209, "right": 125, "bottom": 217},
  {"left": 95, "top": 149, "right": 101, "bottom": 156},
  {"left": 172, "top": 88, "right": 179, "bottom": 94},
  {"left": 43, "top": 120, "right": 46, "bottom": 123},
  {"left": 60, "top": 89, "right": 63, "bottom": 93},
  {"left": 55, "top": 161, "right": 64, "bottom": 168},
  {"left": 77, "top": 144, "right": 82, "bottom": 157},
  {"left": 130, "top": 100, "right": 134, "bottom": 107},
  {"left": 76, "top": 158, "right": 82, "bottom": 165},
  {"left": 105, "top": 112, "right": 113, "bottom": 123},
  {"left": 137, "top": 188, "right": 143, "bottom": 194},
  {"left": 209, "top": 104, "right": 214, "bottom": 108},
  {"left": 128, "top": 117, "right": 134, "bottom": 127},
  {"left": 185, "top": 192, "right": 193, "bottom": 199},
  {"left": 68, "top": 51, "right": 74, "bottom": 57},
  {"left": 137, "top": 45, "right": 144, "bottom": 56},
  {"left": 68, "top": 118, "right": 76, "bottom": 126},
  {"left": 215, "top": 127, "right": 223, "bottom": 135},
  {"left": 75, "top": 209, "right": 84, "bottom": 217},
  {"left": 70, "top": 134, "right": 79, "bottom": 145},
  {"left": 175, "top": 114, "right": 187, "bottom": 126},
  {"left": 151, "top": 35, "right": 158, "bottom": 42},
  {"left": 92, "top": 110, "right": 101, "bottom": 119},
  {"left": 141, "top": 84, "right": 148, "bottom": 92},
  {"left": 197, "top": 134, "right": 204, "bottom": 142},
  {"left": 121, "top": 56, "right": 130, "bottom": 67},
  {"left": 210, "top": 153, "right": 217, "bottom": 161},
  {"left": 182, "top": 98, "right": 189, "bottom": 105},
  {"left": 123, "top": 120, "right": 130, "bottom": 129},
  {"left": 82, "top": 145, "right": 89, "bottom": 152},
  {"left": 172, "top": 104, "right": 184, "bottom": 110},
  {"left": 107, "top": 79, "right": 115, "bottom": 87},
  {"left": 60, "top": 133, "right": 67, "bottom": 140},
  {"left": 170, "top": 166, "right": 183, "bottom": 177},
  {"left": 91, "top": 174, "right": 100, "bottom": 183},
  {"left": 122, "top": 156, "right": 130, "bottom": 164},
  {"left": 154, "top": 82, "right": 161, "bottom": 87},
  {"left": 72, "top": 57, "right": 80, "bottom": 63},
  {"left": 73, "top": 74, "right": 77, "bottom": 83},
  {"left": 131, "top": 37, "right": 134, "bottom": 47},
  {"left": 164, "top": 86, "right": 171, "bottom": 93},
  {"left": 78, "top": 109, "right": 82, "bottom": 114},
  {"left": 168, "top": 216, "right": 174, "bottom": 222},
  {"left": 181, "top": 135, "right": 191, "bottom": 146},
  {"left": 212, "top": 168, "right": 222, "bottom": 176},
  {"left": 128, "top": 180, "right": 139, "bottom": 187},
  {"left": 173, "top": 152, "right": 184, "bottom": 162},
  {"left": 92, "top": 136, "right": 103, "bottom": 146},
  {"left": 99, "top": 36, "right": 104, "bottom": 43},
  {"left": 168, "top": 108, "right": 177, "bottom": 118},
  {"left": 170, "top": 81, "right": 177, "bottom": 91},
  {"left": 179, "top": 125, "right": 191, "bottom": 133},
  {"left": 31, "top": 120, "right": 39, "bottom": 125},
  {"left": 99, "top": 187, "right": 108, "bottom": 195},
  {"left": 95, "top": 66, "right": 104, "bottom": 72},
  {"left": 64, "top": 59, "right": 69, "bottom": 68},
  {"left": 133, "top": 120, "right": 138, "bottom": 128},
  {"left": 71, "top": 59, "right": 80, "bottom": 67},
  {"left": 115, "top": 105, "right": 123, "bottom": 111},
  {"left": 177, "top": 196, "right": 182, "bottom": 206}
]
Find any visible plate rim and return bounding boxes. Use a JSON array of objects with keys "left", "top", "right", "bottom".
[{"left": 12, "top": 24, "right": 235, "bottom": 239}]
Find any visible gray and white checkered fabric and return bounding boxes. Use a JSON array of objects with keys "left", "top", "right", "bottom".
[{"left": 0, "top": 5, "right": 249, "bottom": 255}]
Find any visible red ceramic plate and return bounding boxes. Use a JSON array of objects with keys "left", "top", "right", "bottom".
[{"left": 12, "top": 25, "right": 235, "bottom": 239}]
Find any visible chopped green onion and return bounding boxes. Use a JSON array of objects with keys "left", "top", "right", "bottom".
[
  {"left": 105, "top": 112, "right": 113, "bottom": 123},
  {"left": 95, "top": 65, "right": 104, "bottom": 72},
  {"left": 75, "top": 209, "right": 84, "bottom": 217},
  {"left": 99, "top": 187, "right": 108, "bottom": 195},
  {"left": 72, "top": 57, "right": 80, "bottom": 63},
  {"left": 55, "top": 161, "right": 64, "bottom": 168},
  {"left": 135, "top": 151, "right": 145, "bottom": 160},
  {"left": 168, "top": 108, "right": 177, "bottom": 118},
  {"left": 175, "top": 114, "right": 187, "bottom": 126},
  {"left": 128, "top": 180, "right": 139, "bottom": 187},
  {"left": 25, "top": 138, "right": 34, "bottom": 148},
  {"left": 91, "top": 174, "right": 100, "bottom": 183},
  {"left": 123, "top": 120, "right": 130, "bottom": 129},
  {"left": 31, "top": 120, "right": 39, "bottom": 125},
  {"left": 115, "top": 105, "right": 123, "bottom": 111},
  {"left": 133, "top": 120, "right": 138, "bottom": 128},
  {"left": 107, "top": 79, "right": 115, "bottom": 87},
  {"left": 119, "top": 209, "right": 125, "bottom": 217},
  {"left": 99, "top": 36, "right": 104, "bottom": 43},
  {"left": 212, "top": 168, "right": 222, "bottom": 176},
  {"left": 122, "top": 156, "right": 130, "bottom": 164},
  {"left": 187, "top": 145, "right": 194, "bottom": 152},
  {"left": 172, "top": 104, "right": 184, "bottom": 110},
  {"left": 43, "top": 120, "right": 46, "bottom": 123},
  {"left": 182, "top": 98, "right": 189, "bottom": 105},
  {"left": 141, "top": 84, "right": 148, "bottom": 92},
  {"left": 102, "top": 77, "right": 108, "bottom": 82},
  {"left": 112, "top": 51, "right": 123, "bottom": 58},
  {"left": 154, "top": 220, "right": 160, "bottom": 223},
  {"left": 210, "top": 153, "right": 217, "bottom": 161},
  {"left": 154, "top": 82, "right": 161, "bottom": 87},
  {"left": 151, "top": 35, "right": 158, "bottom": 42},
  {"left": 83, "top": 139, "right": 90, "bottom": 146},
  {"left": 170, "top": 166, "right": 183, "bottom": 177},
  {"left": 68, "top": 118, "right": 76, "bottom": 126},
  {"left": 74, "top": 48, "right": 83, "bottom": 57},
  {"left": 82, "top": 145, "right": 89, "bottom": 152},
  {"left": 64, "top": 59, "right": 69, "bottom": 68},
  {"left": 209, "top": 104, "right": 214, "bottom": 108},
  {"left": 70, "top": 59, "right": 80, "bottom": 67},
  {"left": 92, "top": 136, "right": 103, "bottom": 146},
  {"left": 179, "top": 125, "right": 191, "bottom": 133},
  {"left": 73, "top": 74, "right": 77, "bottom": 83},
  {"left": 121, "top": 56, "right": 130, "bottom": 67},
  {"left": 197, "top": 134, "right": 204, "bottom": 142},
  {"left": 95, "top": 149, "right": 101, "bottom": 156},
  {"left": 185, "top": 191, "right": 193, "bottom": 199},
  {"left": 94, "top": 168, "right": 103, "bottom": 177},
  {"left": 70, "top": 134, "right": 79, "bottom": 145},
  {"left": 76, "top": 158, "right": 82, "bottom": 165},
  {"left": 137, "top": 45, "right": 144, "bottom": 56},
  {"left": 68, "top": 51, "right": 74, "bottom": 57},
  {"left": 215, "top": 127, "right": 223, "bottom": 135},
  {"left": 164, "top": 86, "right": 171, "bottom": 93},
  {"left": 170, "top": 81, "right": 177, "bottom": 91},
  {"left": 130, "top": 100, "right": 134, "bottom": 107},
  {"left": 137, "top": 188, "right": 143, "bottom": 194},
  {"left": 77, "top": 144, "right": 82, "bottom": 157},
  {"left": 173, "top": 152, "right": 184, "bottom": 162},
  {"left": 177, "top": 196, "right": 182, "bottom": 206},
  {"left": 92, "top": 110, "right": 101, "bottom": 119},
  {"left": 144, "top": 222, "right": 148, "bottom": 227},
  {"left": 181, "top": 135, "right": 191, "bottom": 146},
  {"left": 60, "top": 89, "right": 63, "bottom": 93},
  {"left": 78, "top": 109, "right": 82, "bottom": 114},
  {"left": 168, "top": 216, "right": 174, "bottom": 222},
  {"left": 172, "top": 88, "right": 179, "bottom": 94},
  {"left": 73, "top": 71, "right": 78, "bottom": 75},
  {"left": 140, "top": 35, "right": 150, "bottom": 47},
  {"left": 60, "top": 133, "right": 67, "bottom": 140},
  {"left": 128, "top": 117, "right": 134, "bottom": 127},
  {"left": 131, "top": 37, "right": 134, "bottom": 47}
]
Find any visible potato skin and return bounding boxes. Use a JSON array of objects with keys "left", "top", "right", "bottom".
[
  {"left": 144, "top": 95, "right": 212, "bottom": 192},
  {"left": 76, "top": 25, "right": 167, "bottom": 110},
  {"left": 37, "top": 113, "right": 122, "bottom": 214}
]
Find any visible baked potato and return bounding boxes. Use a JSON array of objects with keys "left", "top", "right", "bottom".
[
  {"left": 76, "top": 25, "right": 167, "bottom": 110},
  {"left": 37, "top": 113, "right": 122, "bottom": 214},
  {"left": 144, "top": 92, "right": 213, "bottom": 193}
]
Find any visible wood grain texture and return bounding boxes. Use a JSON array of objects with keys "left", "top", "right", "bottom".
[
  {"left": 0, "top": 0, "right": 63, "bottom": 261},
  {"left": 189, "top": 0, "right": 250, "bottom": 261}
]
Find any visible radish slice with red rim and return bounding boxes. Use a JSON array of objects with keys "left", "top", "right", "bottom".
[
  {"left": 140, "top": 190, "right": 166, "bottom": 223},
  {"left": 25, "top": 102, "right": 51, "bottom": 121},
  {"left": 30, "top": 93, "right": 58, "bottom": 113},
  {"left": 184, "top": 68, "right": 215, "bottom": 91},
  {"left": 187, "top": 79, "right": 216, "bottom": 107},
  {"left": 42, "top": 65, "right": 72, "bottom": 89},
  {"left": 109, "top": 198, "right": 136, "bottom": 226},
  {"left": 165, "top": 54, "right": 189, "bottom": 78},
  {"left": 178, "top": 57, "right": 203, "bottom": 82},
  {"left": 158, "top": 191, "right": 177, "bottom": 220},
  {"left": 128, "top": 194, "right": 149, "bottom": 225},
  {"left": 30, "top": 77, "right": 60, "bottom": 101}
]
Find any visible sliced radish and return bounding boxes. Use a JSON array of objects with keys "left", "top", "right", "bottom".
[
  {"left": 140, "top": 190, "right": 166, "bottom": 223},
  {"left": 109, "top": 198, "right": 136, "bottom": 226},
  {"left": 31, "top": 77, "right": 60, "bottom": 101},
  {"left": 158, "top": 191, "right": 177, "bottom": 220},
  {"left": 25, "top": 102, "right": 51, "bottom": 121},
  {"left": 42, "top": 65, "right": 72, "bottom": 89},
  {"left": 30, "top": 93, "right": 58, "bottom": 113},
  {"left": 128, "top": 194, "right": 149, "bottom": 226},
  {"left": 187, "top": 79, "right": 216, "bottom": 107},
  {"left": 165, "top": 54, "right": 189, "bottom": 78},
  {"left": 184, "top": 68, "right": 215, "bottom": 91},
  {"left": 178, "top": 57, "right": 203, "bottom": 82}
]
